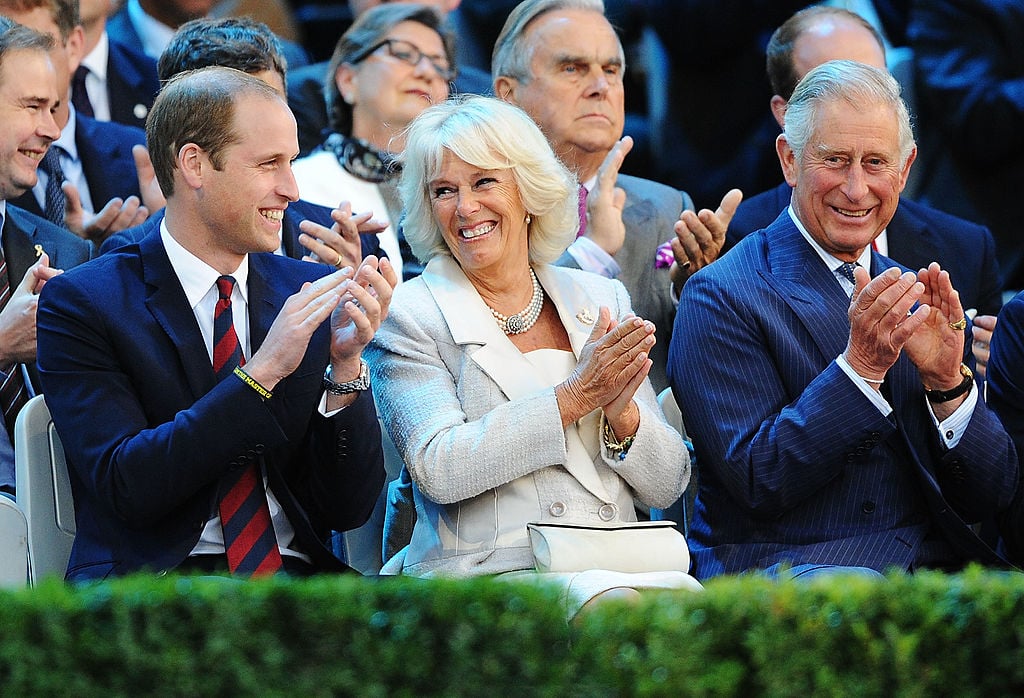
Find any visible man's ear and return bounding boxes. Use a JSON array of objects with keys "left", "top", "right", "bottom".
[
  {"left": 777, "top": 133, "right": 798, "bottom": 188},
  {"left": 770, "top": 95, "right": 788, "bottom": 130},
  {"left": 898, "top": 146, "right": 918, "bottom": 193},
  {"left": 493, "top": 75, "right": 518, "bottom": 103},
  {"left": 178, "top": 143, "right": 205, "bottom": 190}
]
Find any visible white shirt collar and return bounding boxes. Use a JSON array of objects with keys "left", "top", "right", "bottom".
[
  {"left": 54, "top": 107, "right": 79, "bottom": 161},
  {"left": 788, "top": 205, "right": 873, "bottom": 272},
  {"left": 159, "top": 218, "right": 250, "bottom": 310},
  {"left": 127, "top": 0, "right": 176, "bottom": 60},
  {"left": 82, "top": 31, "right": 109, "bottom": 80}
]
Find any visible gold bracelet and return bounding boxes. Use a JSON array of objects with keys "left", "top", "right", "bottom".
[
  {"left": 602, "top": 421, "right": 635, "bottom": 462},
  {"left": 233, "top": 365, "right": 273, "bottom": 400}
]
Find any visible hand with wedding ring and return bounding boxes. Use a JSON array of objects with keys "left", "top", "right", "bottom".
[
  {"left": 670, "top": 188, "right": 742, "bottom": 292},
  {"left": 298, "top": 201, "right": 388, "bottom": 271}
]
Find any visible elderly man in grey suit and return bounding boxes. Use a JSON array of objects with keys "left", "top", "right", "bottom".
[{"left": 492, "top": 0, "right": 742, "bottom": 391}]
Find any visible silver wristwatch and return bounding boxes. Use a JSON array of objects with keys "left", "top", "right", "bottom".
[{"left": 323, "top": 360, "right": 370, "bottom": 395}]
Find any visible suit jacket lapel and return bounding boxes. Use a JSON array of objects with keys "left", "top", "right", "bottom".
[
  {"left": 247, "top": 253, "right": 290, "bottom": 353},
  {"left": 2, "top": 211, "right": 40, "bottom": 286},
  {"left": 422, "top": 256, "right": 612, "bottom": 502},
  {"left": 761, "top": 214, "right": 852, "bottom": 364},
  {"left": 422, "top": 256, "right": 547, "bottom": 401},
  {"left": 140, "top": 232, "right": 215, "bottom": 399}
]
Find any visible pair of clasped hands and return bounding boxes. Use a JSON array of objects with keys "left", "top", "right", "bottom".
[
  {"left": 557, "top": 307, "right": 655, "bottom": 443},
  {"left": 843, "top": 262, "right": 969, "bottom": 417},
  {"left": 231, "top": 201, "right": 398, "bottom": 411}
]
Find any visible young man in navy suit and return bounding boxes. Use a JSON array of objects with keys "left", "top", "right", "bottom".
[
  {"left": 37, "top": 67, "right": 395, "bottom": 580},
  {"left": 669, "top": 61, "right": 1017, "bottom": 581}
]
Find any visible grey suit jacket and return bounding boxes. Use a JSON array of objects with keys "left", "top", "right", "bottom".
[
  {"left": 366, "top": 256, "right": 689, "bottom": 577},
  {"left": 557, "top": 174, "right": 692, "bottom": 392}
]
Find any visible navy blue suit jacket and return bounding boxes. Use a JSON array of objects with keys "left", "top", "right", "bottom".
[
  {"left": 726, "top": 182, "right": 1003, "bottom": 317},
  {"left": 669, "top": 211, "right": 1017, "bottom": 578},
  {"left": 982, "top": 291, "right": 1024, "bottom": 565},
  {"left": 107, "top": 7, "right": 309, "bottom": 71},
  {"left": 105, "top": 38, "right": 160, "bottom": 130},
  {"left": 98, "top": 199, "right": 385, "bottom": 261},
  {"left": 36, "top": 232, "right": 385, "bottom": 580},
  {"left": 0, "top": 205, "right": 90, "bottom": 491},
  {"left": 12, "top": 115, "right": 146, "bottom": 220}
]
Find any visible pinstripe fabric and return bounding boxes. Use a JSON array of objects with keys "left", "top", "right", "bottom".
[{"left": 668, "top": 212, "right": 1017, "bottom": 579}]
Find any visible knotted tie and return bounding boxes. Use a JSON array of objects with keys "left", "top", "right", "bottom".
[
  {"left": 836, "top": 262, "right": 859, "bottom": 285},
  {"left": 71, "top": 65, "right": 94, "bottom": 118},
  {"left": 576, "top": 184, "right": 588, "bottom": 238},
  {"left": 213, "top": 276, "right": 282, "bottom": 576},
  {"left": 0, "top": 218, "right": 29, "bottom": 439},
  {"left": 39, "top": 147, "right": 66, "bottom": 227}
]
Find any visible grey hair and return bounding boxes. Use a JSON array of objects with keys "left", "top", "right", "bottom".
[
  {"left": 783, "top": 59, "right": 915, "bottom": 166},
  {"left": 399, "top": 95, "right": 578, "bottom": 265},
  {"left": 492, "top": 0, "right": 611, "bottom": 83}
]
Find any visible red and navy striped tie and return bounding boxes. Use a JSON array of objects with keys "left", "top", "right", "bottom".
[{"left": 212, "top": 275, "right": 282, "bottom": 576}]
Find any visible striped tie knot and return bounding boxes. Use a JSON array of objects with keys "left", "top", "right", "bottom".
[{"left": 212, "top": 275, "right": 243, "bottom": 381}]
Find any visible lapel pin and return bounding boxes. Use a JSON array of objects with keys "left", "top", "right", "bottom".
[
  {"left": 576, "top": 308, "right": 594, "bottom": 325},
  {"left": 34, "top": 244, "right": 44, "bottom": 258}
]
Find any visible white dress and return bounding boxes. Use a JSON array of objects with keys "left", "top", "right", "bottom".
[{"left": 492, "top": 348, "right": 702, "bottom": 616}]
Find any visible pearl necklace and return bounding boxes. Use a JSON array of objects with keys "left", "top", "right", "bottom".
[{"left": 488, "top": 268, "right": 544, "bottom": 335}]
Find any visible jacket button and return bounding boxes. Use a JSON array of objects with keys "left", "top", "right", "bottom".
[
  {"left": 598, "top": 503, "right": 617, "bottom": 521},
  {"left": 253, "top": 444, "right": 265, "bottom": 455},
  {"left": 549, "top": 501, "right": 566, "bottom": 517},
  {"left": 861, "top": 500, "right": 876, "bottom": 514}
]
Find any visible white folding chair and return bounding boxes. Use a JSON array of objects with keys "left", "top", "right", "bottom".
[
  {"left": 0, "top": 496, "right": 29, "bottom": 587},
  {"left": 14, "top": 395, "right": 75, "bottom": 584}
]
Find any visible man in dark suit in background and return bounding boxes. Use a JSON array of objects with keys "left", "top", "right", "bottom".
[
  {"left": 76, "top": 0, "right": 160, "bottom": 129},
  {"left": 37, "top": 67, "right": 394, "bottom": 580},
  {"left": 670, "top": 60, "right": 1017, "bottom": 581},
  {"left": 99, "top": 16, "right": 385, "bottom": 268},
  {"left": 107, "top": 0, "right": 308, "bottom": 72},
  {"left": 727, "top": 5, "right": 1002, "bottom": 326},
  {"left": 492, "top": 0, "right": 740, "bottom": 393},
  {"left": 1, "top": 0, "right": 153, "bottom": 248},
  {"left": 0, "top": 22, "right": 91, "bottom": 496}
]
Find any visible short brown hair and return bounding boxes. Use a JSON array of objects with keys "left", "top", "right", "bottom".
[{"left": 146, "top": 66, "right": 281, "bottom": 196}]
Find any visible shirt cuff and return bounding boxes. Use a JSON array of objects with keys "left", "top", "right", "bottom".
[
  {"left": 566, "top": 236, "right": 621, "bottom": 279},
  {"left": 836, "top": 354, "right": 893, "bottom": 416},
  {"left": 318, "top": 391, "right": 347, "bottom": 417},
  {"left": 926, "top": 381, "right": 977, "bottom": 449}
]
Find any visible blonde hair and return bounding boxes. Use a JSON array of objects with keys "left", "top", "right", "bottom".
[{"left": 399, "top": 95, "right": 578, "bottom": 264}]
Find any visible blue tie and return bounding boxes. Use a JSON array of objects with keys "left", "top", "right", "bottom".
[
  {"left": 40, "top": 147, "right": 66, "bottom": 227},
  {"left": 836, "top": 262, "right": 859, "bottom": 285}
]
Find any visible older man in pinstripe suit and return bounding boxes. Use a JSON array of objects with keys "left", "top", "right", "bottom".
[{"left": 668, "top": 60, "right": 1018, "bottom": 581}]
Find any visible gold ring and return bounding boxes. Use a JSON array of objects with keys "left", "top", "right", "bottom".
[
  {"left": 334, "top": 251, "right": 343, "bottom": 268},
  {"left": 948, "top": 317, "right": 967, "bottom": 331},
  {"left": 681, "top": 260, "right": 692, "bottom": 270}
]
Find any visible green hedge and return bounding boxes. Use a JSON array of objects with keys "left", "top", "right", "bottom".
[{"left": 1, "top": 567, "right": 1023, "bottom": 696}]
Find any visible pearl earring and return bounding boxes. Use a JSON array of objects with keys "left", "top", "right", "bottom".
[{"left": 525, "top": 214, "right": 532, "bottom": 224}]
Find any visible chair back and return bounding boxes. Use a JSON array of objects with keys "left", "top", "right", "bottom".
[
  {"left": 0, "top": 496, "right": 29, "bottom": 587},
  {"left": 14, "top": 395, "right": 75, "bottom": 584},
  {"left": 654, "top": 387, "right": 694, "bottom": 536}
]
